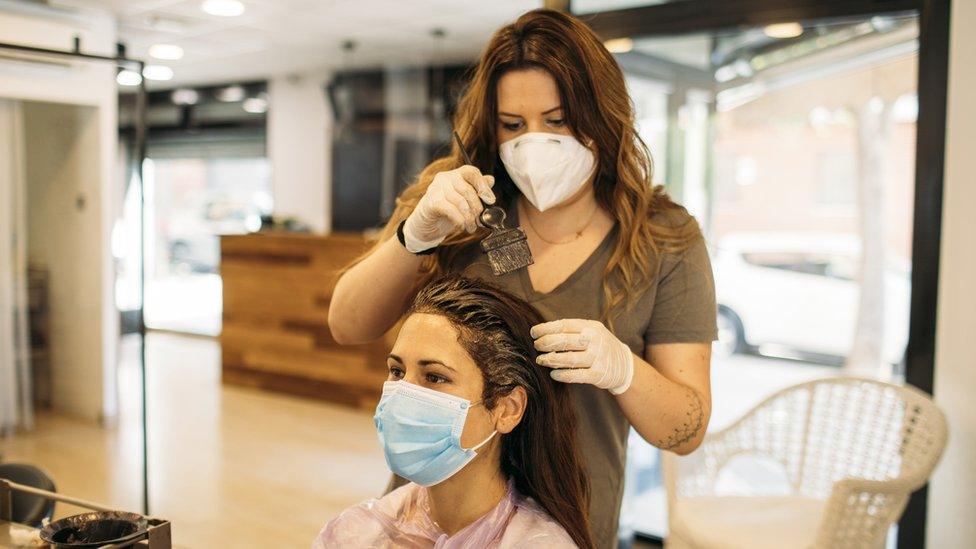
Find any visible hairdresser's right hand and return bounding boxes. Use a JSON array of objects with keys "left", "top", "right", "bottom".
[{"left": 401, "top": 165, "right": 496, "bottom": 253}]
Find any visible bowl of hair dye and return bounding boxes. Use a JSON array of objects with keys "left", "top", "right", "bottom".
[{"left": 39, "top": 511, "right": 148, "bottom": 548}]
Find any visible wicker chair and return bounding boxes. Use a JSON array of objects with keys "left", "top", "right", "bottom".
[{"left": 663, "top": 377, "right": 947, "bottom": 549}]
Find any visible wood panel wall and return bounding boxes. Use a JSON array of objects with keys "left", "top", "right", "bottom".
[{"left": 220, "top": 232, "right": 396, "bottom": 410}]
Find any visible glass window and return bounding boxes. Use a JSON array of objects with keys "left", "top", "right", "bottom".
[
  {"left": 615, "top": 13, "right": 919, "bottom": 541},
  {"left": 818, "top": 151, "right": 858, "bottom": 207}
]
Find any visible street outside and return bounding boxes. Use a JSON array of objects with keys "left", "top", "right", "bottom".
[{"left": 145, "top": 274, "right": 222, "bottom": 336}]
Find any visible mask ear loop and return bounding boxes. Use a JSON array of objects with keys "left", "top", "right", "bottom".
[
  {"left": 466, "top": 430, "right": 498, "bottom": 452},
  {"left": 464, "top": 399, "right": 499, "bottom": 452}
]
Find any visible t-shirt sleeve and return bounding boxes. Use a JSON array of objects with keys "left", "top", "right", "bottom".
[{"left": 644, "top": 236, "right": 719, "bottom": 346}]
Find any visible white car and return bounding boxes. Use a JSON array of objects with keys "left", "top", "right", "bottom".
[{"left": 711, "top": 232, "right": 910, "bottom": 365}]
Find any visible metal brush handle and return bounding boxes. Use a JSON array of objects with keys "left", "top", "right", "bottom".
[
  {"left": 452, "top": 131, "right": 506, "bottom": 230},
  {"left": 480, "top": 205, "right": 507, "bottom": 231}
]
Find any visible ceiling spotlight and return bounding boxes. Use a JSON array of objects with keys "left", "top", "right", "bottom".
[
  {"left": 143, "top": 65, "right": 174, "bottom": 81},
  {"left": 763, "top": 22, "right": 804, "bottom": 39},
  {"left": 202, "top": 0, "right": 245, "bottom": 17},
  {"left": 603, "top": 37, "right": 634, "bottom": 54},
  {"left": 148, "top": 44, "right": 184, "bottom": 61},
  {"left": 870, "top": 15, "right": 896, "bottom": 32},
  {"left": 147, "top": 15, "right": 187, "bottom": 34},
  {"left": 714, "top": 65, "right": 737, "bottom": 83},
  {"left": 116, "top": 69, "right": 142, "bottom": 86},
  {"left": 217, "top": 85, "right": 246, "bottom": 102},
  {"left": 171, "top": 89, "right": 200, "bottom": 105},
  {"left": 242, "top": 96, "right": 268, "bottom": 114},
  {"left": 733, "top": 58, "right": 754, "bottom": 78}
]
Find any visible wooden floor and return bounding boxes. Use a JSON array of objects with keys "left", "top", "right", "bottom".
[{"left": 0, "top": 332, "right": 389, "bottom": 548}]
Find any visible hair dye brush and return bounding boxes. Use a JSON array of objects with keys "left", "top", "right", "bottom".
[{"left": 453, "top": 131, "right": 534, "bottom": 276}]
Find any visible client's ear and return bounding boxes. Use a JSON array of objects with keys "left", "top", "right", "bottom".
[{"left": 493, "top": 386, "right": 527, "bottom": 435}]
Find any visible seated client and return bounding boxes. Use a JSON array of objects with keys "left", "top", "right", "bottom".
[{"left": 313, "top": 274, "right": 593, "bottom": 548}]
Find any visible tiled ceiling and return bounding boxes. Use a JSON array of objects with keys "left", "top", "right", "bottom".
[{"left": 54, "top": 0, "right": 541, "bottom": 88}]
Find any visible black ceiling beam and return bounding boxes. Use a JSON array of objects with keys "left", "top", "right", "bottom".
[
  {"left": 118, "top": 80, "right": 268, "bottom": 107},
  {"left": 579, "top": 0, "right": 920, "bottom": 39},
  {"left": 0, "top": 39, "right": 142, "bottom": 67}
]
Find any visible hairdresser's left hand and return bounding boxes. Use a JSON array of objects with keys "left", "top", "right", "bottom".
[{"left": 531, "top": 319, "right": 635, "bottom": 395}]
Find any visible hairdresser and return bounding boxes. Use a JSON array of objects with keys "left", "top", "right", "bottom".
[{"left": 329, "top": 8, "right": 716, "bottom": 548}]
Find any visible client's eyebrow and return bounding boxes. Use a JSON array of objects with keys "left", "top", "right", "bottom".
[
  {"left": 419, "top": 359, "right": 457, "bottom": 373},
  {"left": 388, "top": 353, "right": 457, "bottom": 373}
]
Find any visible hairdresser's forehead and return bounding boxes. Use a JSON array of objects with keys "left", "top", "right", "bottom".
[
  {"left": 496, "top": 68, "right": 561, "bottom": 116},
  {"left": 392, "top": 313, "right": 480, "bottom": 373}
]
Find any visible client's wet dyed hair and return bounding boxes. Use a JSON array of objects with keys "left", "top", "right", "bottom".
[{"left": 408, "top": 274, "right": 593, "bottom": 549}]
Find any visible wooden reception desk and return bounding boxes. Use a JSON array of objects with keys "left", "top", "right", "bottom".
[{"left": 220, "top": 232, "right": 396, "bottom": 410}]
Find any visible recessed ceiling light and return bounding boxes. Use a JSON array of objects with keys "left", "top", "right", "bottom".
[
  {"left": 148, "top": 44, "right": 183, "bottom": 61},
  {"left": 116, "top": 69, "right": 142, "bottom": 86},
  {"left": 202, "top": 0, "right": 245, "bottom": 17},
  {"left": 147, "top": 15, "right": 188, "bottom": 34},
  {"left": 242, "top": 96, "right": 268, "bottom": 114},
  {"left": 217, "top": 85, "right": 246, "bottom": 102},
  {"left": 733, "top": 58, "right": 754, "bottom": 78},
  {"left": 714, "top": 64, "right": 737, "bottom": 83},
  {"left": 603, "top": 37, "right": 633, "bottom": 53},
  {"left": 171, "top": 89, "right": 200, "bottom": 105},
  {"left": 143, "top": 65, "right": 174, "bottom": 81},
  {"left": 763, "top": 22, "right": 804, "bottom": 39}
]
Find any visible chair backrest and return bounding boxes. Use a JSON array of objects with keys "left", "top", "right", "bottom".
[
  {"left": 0, "top": 463, "right": 56, "bottom": 527},
  {"left": 729, "top": 378, "right": 948, "bottom": 499}
]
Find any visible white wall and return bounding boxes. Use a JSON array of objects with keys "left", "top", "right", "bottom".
[
  {"left": 927, "top": 0, "right": 976, "bottom": 546},
  {"left": 0, "top": 2, "right": 118, "bottom": 422},
  {"left": 268, "top": 72, "right": 332, "bottom": 234},
  {"left": 23, "top": 102, "right": 108, "bottom": 419}
]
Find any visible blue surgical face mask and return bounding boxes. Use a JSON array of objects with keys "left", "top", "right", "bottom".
[{"left": 374, "top": 380, "right": 498, "bottom": 487}]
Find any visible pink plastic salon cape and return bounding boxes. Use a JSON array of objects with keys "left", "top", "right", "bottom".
[{"left": 312, "top": 480, "right": 577, "bottom": 548}]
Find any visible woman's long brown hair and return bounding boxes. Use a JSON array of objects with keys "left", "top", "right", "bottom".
[
  {"left": 348, "top": 8, "right": 703, "bottom": 327},
  {"left": 409, "top": 274, "right": 594, "bottom": 549}
]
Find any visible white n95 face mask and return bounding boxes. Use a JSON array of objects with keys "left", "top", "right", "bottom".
[{"left": 499, "top": 132, "right": 597, "bottom": 212}]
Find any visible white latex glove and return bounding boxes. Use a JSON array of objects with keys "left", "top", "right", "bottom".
[
  {"left": 401, "top": 165, "right": 495, "bottom": 253},
  {"left": 531, "top": 318, "right": 635, "bottom": 395}
]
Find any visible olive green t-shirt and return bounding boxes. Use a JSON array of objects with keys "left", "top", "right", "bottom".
[{"left": 449, "top": 201, "right": 718, "bottom": 548}]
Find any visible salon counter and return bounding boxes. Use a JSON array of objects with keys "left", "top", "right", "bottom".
[{"left": 220, "top": 232, "right": 395, "bottom": 410}]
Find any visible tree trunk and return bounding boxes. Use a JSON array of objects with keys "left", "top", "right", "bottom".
[{"left": 846, "top": 98, "right": 891, "bottom": 378}]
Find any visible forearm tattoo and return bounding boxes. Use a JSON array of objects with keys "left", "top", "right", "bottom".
[{"left": 659, "top": 387, "right": 704, "bottom": 450}]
